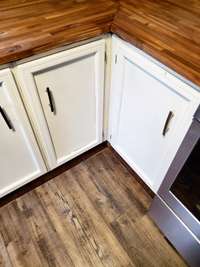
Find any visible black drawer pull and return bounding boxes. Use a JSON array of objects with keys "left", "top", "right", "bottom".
[
  {"left": 0, "top": 106, "right": 14, "bottom": 131},
  {"left": 46, "top": 87, "right": 55, "bottom": 113},
  {"left": 162, "top": 111, "right": 174, "bottom": 136}
]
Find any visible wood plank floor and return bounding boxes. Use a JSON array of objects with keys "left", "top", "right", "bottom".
[{"left": 0, "top": 148, "right": 187, "bottom": 267}]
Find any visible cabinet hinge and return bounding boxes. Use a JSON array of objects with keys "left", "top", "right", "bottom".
[
  {"left": 110, "top": 134, "right": 112, "bottom": 140},
  {"left": 115, "top": 55, "right": 118, "bottom": 64}
]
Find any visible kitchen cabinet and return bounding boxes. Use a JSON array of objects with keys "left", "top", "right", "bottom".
[
  {"left": 0, "top": 69, "right": 46, "bottom": 197},
  {"left": 15, "top": 39, "right": 105, "bottom": 169},
  {"left": 109, "top": 36, "right": 200, "bottom": 192},
  {"left": 1, "top": 35, "right": 200, "bottom": 197}
]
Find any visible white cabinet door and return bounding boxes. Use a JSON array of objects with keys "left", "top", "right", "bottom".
[
  {"left": 15, "top": 40, "right": 105, "bottom": 169},
  {"left": 0, "top": 69, "right": 46, "bottom": 197},
  {"left": 109, "top": 36, "right": 200, "bottom": 192}
]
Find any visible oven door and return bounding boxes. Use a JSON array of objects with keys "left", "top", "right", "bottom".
[{"left": 158, "top": 117, "right": 200, "bottom": 240}]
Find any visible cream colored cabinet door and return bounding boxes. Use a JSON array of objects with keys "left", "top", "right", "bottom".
[
  {"left": 109, "top": 36, "right": 200, "bottom": 193},
  {"left": 15, "top": 40, "right": 105, "bottom": 169},
  {"left": 0, "top": 69, "right": 46, "bottom": 197}
]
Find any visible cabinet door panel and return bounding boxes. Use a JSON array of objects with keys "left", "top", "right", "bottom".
[
  {"left": 35, "top": 54, "right": 99, "bottom": 164},
  {"left": 110, "top": 36, "right": 200, "bottom": 192},
  {"left": 0, "top": 69, "right": 46, "bottom": 197},
  {"left": 15, "top": 40, "right": 105, "bottom": 168},
  {"left": 115, "top": 58, "right": 189, "bottom": 186}
]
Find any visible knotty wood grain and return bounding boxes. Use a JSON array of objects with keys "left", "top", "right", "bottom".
[{"left": 0, "top": 148, "right": 187, "bottom": 267}]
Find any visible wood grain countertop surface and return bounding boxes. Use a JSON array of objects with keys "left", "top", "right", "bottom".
[
  {"left": 0, "top": 0, "right": 117, "bottom": 64},
  {"left": 112, "top": 0, "right": 200, "bottom": 87},
  {"left": 0, "top": 0, "right": 200, "bottom": 87}
]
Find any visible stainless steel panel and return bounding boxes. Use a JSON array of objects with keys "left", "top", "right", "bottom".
[
  {"left": 158, "top": 120, "right": 200, "bottom": 238},
  {"left": 149, "top": 196, "right": 200, "bottom": 267}
]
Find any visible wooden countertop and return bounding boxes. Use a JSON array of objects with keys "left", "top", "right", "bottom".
[
  {"left": 0, "top": 0, "right": 117, "bottom": 64},
  {"left": 112, "top": 0, "right": 200, "bottom": 87},
  {"left": 1, "top": 0, "right": 200, "bottom": 87}
]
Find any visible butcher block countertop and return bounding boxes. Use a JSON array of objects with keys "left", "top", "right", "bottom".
[
  {"left": 112, "top": 0, "right": 200, "bottom": 87},
  {"left": 0, "top": 0, "right": 117, "bottom": 64},
  {"left": 1, "top": 0, "right": 200, "bottom": 87}
]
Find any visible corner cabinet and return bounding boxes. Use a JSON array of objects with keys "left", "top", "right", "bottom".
[
  {"left": 15, "top": 40, "right": 105, "bottom": 170},
  {"left": 0, "top": 69, "right": 46, "bottom": 197},
  {"left": 109, "top": 36, "right": 200, "bottom": 193}
]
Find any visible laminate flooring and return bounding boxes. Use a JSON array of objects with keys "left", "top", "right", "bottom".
[{"left": 0, "top": 148, "right": 187, "bottom": 267}]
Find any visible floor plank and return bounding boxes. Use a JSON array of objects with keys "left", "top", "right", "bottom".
[{"left": 0, "top": 148, "right": 187, "bottom": 267}]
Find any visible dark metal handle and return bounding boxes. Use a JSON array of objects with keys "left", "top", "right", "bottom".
[
  {"left": 0, "top": 106, "right": 14, "bottom": 130},
  {"left": 46, "top": 87, "right": 55, "bottom": 113},
  {"left": 162, "top": 111, "right": 174, "bottom": 136}
]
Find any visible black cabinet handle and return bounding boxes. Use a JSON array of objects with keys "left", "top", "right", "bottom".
[
  {"left": 0, "top": 106, "right": 14, "bottom": 130},
  {"left": 46, "top": 87, "right": 55, "bottom": 113},
  {"left": 162, "top": 111, "right": 174, "bottom": 136}
]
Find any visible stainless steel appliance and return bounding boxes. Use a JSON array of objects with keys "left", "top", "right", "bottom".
[{"left": 149, "top": 106, "right": 200, "bottom": 267}]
